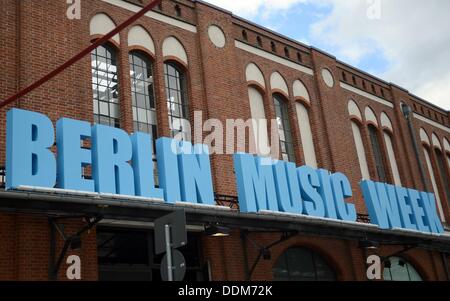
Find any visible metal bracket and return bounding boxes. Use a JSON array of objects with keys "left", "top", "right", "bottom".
[
  {"left": 241, "top": 230, "right": 297, "bottom": 281},
  {"left": 48, "top": 214, "right": 103, "bottom": 280},
  {"left": 381, "top": 244, "right": 418, "bottom": 262}
]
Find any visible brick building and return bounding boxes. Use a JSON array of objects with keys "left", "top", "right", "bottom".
[{"left": 0, "top": 0, "right": 449, "bottom": 281}]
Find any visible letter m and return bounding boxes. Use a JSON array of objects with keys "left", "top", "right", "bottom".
[{"left": 233, "top": 153, "right": 278, "bottom": 213}]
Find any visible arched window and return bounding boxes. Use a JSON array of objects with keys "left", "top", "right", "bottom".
[
  {"left": 420, "top": 130, "right": 446, "bottom": 221},
  {"left": 273, "top": 94, "right": 295, "bottom": 162},
  {"left": 273, "top": 247, "right": 336, "bottom": 281},
  {"left": 352, "top": 122, "right": 370, "bottom": 179},
  {"left": 293, "top": 80, "right": 317, "bottom": 168},
  {"left": 383, "top": 131, "right": 401, "bottom": 185},
  {"left": 164, "top": 62, "right": 190, "bottom": 141},
  {"left": 91, "top": 43, "right": 120, "bottom": 128},
  {"left": 348, "top": 100, "right": 370, "bottom": 180},
  {"left": 246, "top": 63, "right": 269, "bottom": 156},
  {"left": 130, "top": 51, "right": 157, "bottom": 136},
  {"left": 296, "top": 102, "right": 317, "bottom": 168},
  {"left": 383, "top": 257, "right": 422, "bottom": 281},
  {"left": 368, "top": 124, "right": 388, "bottom": 182},
  {"left": 434, "top": 148, "right": 450, "bottom": 205},
  {"left": 256, "top": 36, "right": 263, "bottom": 48},
  {"left": 423, "top": 146, "right": 446, "bottom": 221},
  {"left": 242, "top": 30, "right": 248, "bottom": 41},
  {"left": 175, "top": 4, "right": 182, "bottom": 17},
  {"left": 444, "top": 138, "right": 450, "bottom": 169},
  {"left": 381, "top": 113, "right": 401, "bottom": 186},
  {"left": 129, "top": 51, "right": 158, "bottom": 183},
  {"left": 271, "top": 41, "right": 276, "bottom": 52},
  {"left": 248, "top": 87, "right": 269, "bottom": 156}
]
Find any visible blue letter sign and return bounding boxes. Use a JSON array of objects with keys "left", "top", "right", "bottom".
[
  {"left": 6, "top": 109, "right": 56, "bottom": 189},
  {"left": 4, "top": 109, "right": 444, "bottom": 235},
  {"left": 361, "top": 180, "right": 443, "bottom": 234}
]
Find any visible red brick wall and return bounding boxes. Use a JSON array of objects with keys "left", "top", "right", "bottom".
[
  {"left": 0, "top": 214, "right": 97, "bottom": 281},
  {"left": 202, "top": 231, "right": 448, "bottom": 281}
]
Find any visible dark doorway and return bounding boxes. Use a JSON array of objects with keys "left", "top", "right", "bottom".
[{"left": 97, "top": 227, "right": 209, "bottom": 281}]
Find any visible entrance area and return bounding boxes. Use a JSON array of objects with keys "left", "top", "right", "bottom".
[{"left": 97, "top": 226, "right": 209, "bottom": 281}]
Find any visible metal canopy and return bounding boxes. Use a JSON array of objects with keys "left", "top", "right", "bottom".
[{"left": 1, "top": 189, "right": 450, "bottom": 253}]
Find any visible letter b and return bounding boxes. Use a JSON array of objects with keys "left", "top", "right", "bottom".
[{"left": 6, "top": 109, "right": 56, "bottom": 189}]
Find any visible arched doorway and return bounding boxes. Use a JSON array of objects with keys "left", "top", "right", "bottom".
[
  {"left": 383, "top": 257, "right": 423, "bottom": 281},
  {"left": 273, "top": 247, "right": 336, "bottom": 281}
]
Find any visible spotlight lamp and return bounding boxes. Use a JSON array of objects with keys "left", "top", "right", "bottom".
[
  {"left": 358, "top": 239, "right": 380, "bottom": 250},
  {"left": 205, "top": 223, "right": 231, "bottom": 237}
]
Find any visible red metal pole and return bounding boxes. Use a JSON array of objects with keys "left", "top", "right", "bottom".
[{"left": 0, "top": 0, "right": 162, "bottom": 109}]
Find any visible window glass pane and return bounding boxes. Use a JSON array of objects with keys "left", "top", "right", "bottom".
[
  {"left": 164, "top": 62, "right": 190, "bottom": 141},
  {"left": 93, "top": 100, "right": 99, "bottom": 115},
  {"left": 147, "top": 110, "right": 157, "bottom": 125},
  {"left": 136, "top": 94, "right": 147, "bottom": 109},
  {"left": 273, "top": 253, "right": 289, "bottom": 281},
  {"left": 383, "top": 257, "right": 423, "bottom": 281},
  {"left": 137, "top": 108, "right": 147, "bottom": 124},
  {"left": 314, "top": 254, "right": 335, "bottom": 280},
  {"left": 169, "top": 76, "right": 178, "bottom": 90},
  {"left": 368, "top": 125, "right": 387, "bottom": 182},
  {"left": 273, "top": 95, "right": 295, "bottom": 162},
  {"left": 435, "top": 150, "right": 450, "bottom": 203},
  {"left": 110, "top": 103, "right": 119, "bottom": 119},
  {"left": 92, "top": 44, "right": 120, "bottom": 127},
  {"left": 99, "top": 101, "right": 109, "bottom": 116},
  {"left": 99, "top": 115, "right": 110, "bottom": 126},
  {"left": 384, "top": 269, "right": 392, "bottom": 281},
  {"left": 273, "top": 247, "right": 336, "bottom": 281},
  {"left": 408, "top": 266, "right": 423, "bottom": 281},
  {"left": 129, "top": 51, "right": 159, "bottom": 178},
  {"left": 129, "top": 51, "right": 158, "bottom": 134},
  {"left": 286, "top": 248, "right": 315, "bottom": 280}
]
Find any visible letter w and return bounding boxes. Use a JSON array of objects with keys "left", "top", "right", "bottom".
[{"left": 360, "top": 181, "right": 401, "bottom": 229}]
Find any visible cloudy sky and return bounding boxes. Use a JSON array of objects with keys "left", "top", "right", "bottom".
[{"left": 204, "top": 0, "right": 450, "bottom": 110}]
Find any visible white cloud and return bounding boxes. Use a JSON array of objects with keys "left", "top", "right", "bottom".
[
  {"left": 204, "top": 0, "right": 308, "bottom": 18},
  {"left": 205, "top": 0, "right": 450, "bottom": 110},
  {"left": 310, "top": 0, "right": 450, "bottom": 110}
]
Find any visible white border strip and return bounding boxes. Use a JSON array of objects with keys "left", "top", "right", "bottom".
[
  {"left": 259, "top": 210, "right": 378, "bottom": 228},
  {"left": 414, "top": 113, "right": 450, "bottom": 133},
  {"left": 340, "top": 82, "right": 394, "bottom": 108},
  {"left": 15, "top": 185, "right": 165, "bottom": 203},
  {"left": 175, "top": 201, "right": 231, "bottom": 211},
  {"left": 101, "top": 0, "right": 197, "bottom": 33},
  {"left": 235, "top": 40, "right": 314, "bottom": 76},
  {"left": 99, "top": 219, "right": 206, "bottom": 231}
]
